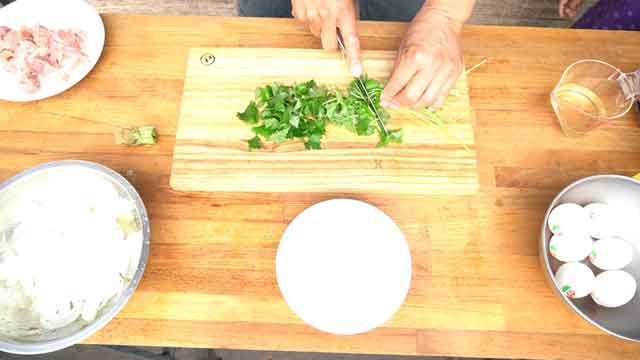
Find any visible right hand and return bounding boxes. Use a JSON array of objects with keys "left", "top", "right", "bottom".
[
  {"left": 292, "top": 0, "right": 362, "bottom": 77},
  {"left": 559, "top": 0, "right": 584, "bottom": 18},
  {"left": 381, "top": 7, "right": 465, "bottom": 109}
]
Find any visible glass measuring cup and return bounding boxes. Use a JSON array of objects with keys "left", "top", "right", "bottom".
[{"left": 551, "top": 60, "right": 640, "bottom": 137}]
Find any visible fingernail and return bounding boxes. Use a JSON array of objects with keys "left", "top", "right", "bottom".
[
  {"left": 380, "top": 99, "right": 389, "bottom": 108},
  {"left": 389, "top": 103, "right": 399, "bottom": 110},
  {"left": 351, "top": 63, "right": 363, "bottom": 77}
]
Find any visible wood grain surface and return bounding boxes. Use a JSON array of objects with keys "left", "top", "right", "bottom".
[
  {"left": 171, "top": 48, "right": 477, "bottom": 194},
  {"left": 1, "top": 15, "right": 640, "bottom": 360}
]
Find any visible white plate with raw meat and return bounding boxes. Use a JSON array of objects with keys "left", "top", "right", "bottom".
[{"left": 0, "top": 0, "right": 104, "bottom": 102}]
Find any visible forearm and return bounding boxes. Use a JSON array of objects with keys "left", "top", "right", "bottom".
[{"left": 423, "top": 0, "right": 476, "bottom": 24}]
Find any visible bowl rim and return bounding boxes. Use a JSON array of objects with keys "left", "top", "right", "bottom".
[
  {"left": 540, "top": 174, "right": 640, "bottom": 342},
  {"left": 0, "top": 160, "right": 151, "bottom": 354}
]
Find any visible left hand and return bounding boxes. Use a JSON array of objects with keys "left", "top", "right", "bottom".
[
  {"left": 291, "top": 0, "right": 362, "bottom": 77},
  {"left": 558, "top": 0, "right": 584, "bottom": 18},
  {"left": 381, "top": 7, "right": 464, "bottom": 109}
]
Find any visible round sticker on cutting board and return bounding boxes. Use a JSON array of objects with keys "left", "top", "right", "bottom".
[{"left": 276, "top": 199, "right": 412, "bottom": 335}]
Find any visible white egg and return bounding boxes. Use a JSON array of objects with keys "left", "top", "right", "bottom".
[
  {"left": 548, "top": 203, "right": 587, "bottom": 235},
  {"left": 584, "top": 203, "right": 615, "bottom": 239},
  {"left": 554, "top": 262, "right": 595, "bottom": 299},
  {"left": 608, "top": 211, "right": 640, "bottom": 240},
  {"left": 549, "top": 233, "right": 593, "bottom": 262},
  {"left": 590, "top": 237, "right": 633, "bottom": 270},
  {"left": 591, "top": 270, "right": 637, "bottom": 308}
]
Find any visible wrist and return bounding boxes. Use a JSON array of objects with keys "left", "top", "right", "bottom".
[
  {"left": 422, "top": 0, "right": 475, "bottom": 26},
  {"left": 412, "top": 7, "right": 462, "bottom": 34}
]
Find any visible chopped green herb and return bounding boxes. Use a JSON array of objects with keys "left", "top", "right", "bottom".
[
  {"left": 237, "top": 101, "right": 259, "bottom": 124},
  {"left": 237, "top": 76, "right": 399, "bottom": 150},
  {"left": 272, "top": 127, "right": 290, "bottom": 143},
  {"left": 377, "top": 128, "right": 403, "bottom": 148},
  {"left": 247, "top": 135, "right": 262, "bottom": 150},
  {"left": 305, "top": 133, "right": 322, "bottom": 150},
  {"left": 264, "top": 118, "right": 280, "bottom": 130},
  {"left": 289, "top": 114, "right": 300, "bottom": 128}
]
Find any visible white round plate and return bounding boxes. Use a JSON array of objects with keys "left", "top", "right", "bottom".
[
  {"left": 0, "top": 0, "right": 105, "bottom": 102},
  {"left": 276, "top": 199, "right": 412, "bottom": 335}
]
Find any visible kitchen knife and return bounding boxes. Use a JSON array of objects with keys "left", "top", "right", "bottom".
[{"left": 336, "top": 31, "right": 389, "bottom": 136}]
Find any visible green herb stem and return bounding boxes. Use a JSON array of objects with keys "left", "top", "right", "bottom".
[{"left": 116, "top": 126, "right": 158, "bottom": 146}]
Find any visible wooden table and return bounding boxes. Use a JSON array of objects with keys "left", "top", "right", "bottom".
[{"left": 1, "top": 15, "right": 640, "bottom": 360}]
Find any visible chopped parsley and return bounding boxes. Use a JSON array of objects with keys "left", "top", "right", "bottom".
[{"left": 237, "top": 76, "right": 402, "bottom": 150}]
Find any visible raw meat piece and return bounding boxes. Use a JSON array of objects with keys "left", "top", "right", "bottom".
[
  {"left": 19, "top": 69, "right": 40, "bottom": 93},
  {"left": 0, "top": 26, "right": 10, "bottom": 39},
  {"left": 33, "top": 25, "right": 50, "bottom": 48},
  {"left": 0, "top": 24, "right": 88, "bottom": 93}
]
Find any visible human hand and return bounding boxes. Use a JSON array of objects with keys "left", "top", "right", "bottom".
[
  {"left": 292, "top": 0, "right": 362, "bottom": 76},
  {"left": 559, "top": 0, "right": 584, "bottom": 18},
  {"left": 381, "top": 7, "right": 464, "bottom": 109}
]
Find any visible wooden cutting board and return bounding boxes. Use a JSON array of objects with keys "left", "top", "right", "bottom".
[{"left": 170, "top": 48, "right": 478, "bottom": 194}]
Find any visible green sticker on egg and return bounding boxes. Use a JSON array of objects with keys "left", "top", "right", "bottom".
[
  {"left": 562, "top": 285, "right": 571, "bottom": 293},
  {"left": 552, "top": 224, "right": 560, "bottom": 232},
  {"left": 550, "top": 244, "right": 557, "bottom": 253}
]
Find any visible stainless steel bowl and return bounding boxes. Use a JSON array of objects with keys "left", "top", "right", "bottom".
[
  {"left": 0, "top": 160, "right": 150, "bottom": 354},
  {"left": 541, "top": 175, "right": 640, "bottom": 341}
]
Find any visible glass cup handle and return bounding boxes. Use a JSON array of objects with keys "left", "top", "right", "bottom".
[{"left": 618, "top": 69, "right": 640, "bottom": 102}]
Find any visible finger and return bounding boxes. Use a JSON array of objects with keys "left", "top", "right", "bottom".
[
  {"left": 309, "top": 22, "right": 322, "bottom": 37},
  {"left": 437, "top": 68, "right": 461, "bottom": 108},
  {"left": 567, "top": 0, "right": 582, "bottom": 18},
  {"left": 419, "top": 64, "right": 458, "bottom": 109},
  {"left": 307, "top": 8, "right": 322, "bottom": 37},
  {"left": 558, "top": 0, "right": 568, "bottom": 17},
  {"left": 317, "top": 7, "right": 330, "bottom": 20},
  {"left": 420, "top": 59, "right": 459, "bottom": 108},
  {"left": 337, "top": 12, "right": 362, "bottom": 77},
  {"left": 292, "top": 0, "right": 306, "bottom": 22},
  {"left": 382, "top": 62, "right": 420, "bottom": 107},
  {"left": 392, "top": 68, "right": 437, "bottom": 108},
  {"left": 321, "top": 15, "right": 338, "bottom": 51},
  {"left": 566, "top": 0, "right": 582, "bottom": 18},
  {"left": 433, "top": 95, "right": 446, "bottom": 110},
  {"left": 382, "top": 48, "right": 433, "bottom": 107},
  {"left": 568, "top": 0, "right": 583, "bottom": 11}
]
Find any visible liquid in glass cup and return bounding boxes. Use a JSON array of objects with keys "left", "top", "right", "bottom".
[{"left": 551, "top": 60, "right": 639, "bottom": 137}]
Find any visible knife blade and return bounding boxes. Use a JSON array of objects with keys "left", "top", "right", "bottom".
[{"left": 336, "top": 31, "right": 389, "bottom": 136}]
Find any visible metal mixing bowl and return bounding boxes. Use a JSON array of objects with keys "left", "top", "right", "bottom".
[
  {"left": 0, "top": 160, "right": 150, "bottom": 354},
  {"left": 541, "top": 175, "right": 640, "bottom": 341}
]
